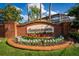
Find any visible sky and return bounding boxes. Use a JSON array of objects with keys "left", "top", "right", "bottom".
[{"left": 0, "top": 3, "right": 75, "bottom": 22}]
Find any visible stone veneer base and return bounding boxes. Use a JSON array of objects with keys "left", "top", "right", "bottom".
[{"left": 7, "top": 38, "right": 73, "bottom": 51}]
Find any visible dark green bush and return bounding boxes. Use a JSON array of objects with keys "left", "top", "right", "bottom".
[{"left": 69, "top": 32, "right": 79, "bottom": 43}]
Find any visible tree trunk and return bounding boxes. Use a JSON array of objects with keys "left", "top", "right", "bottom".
[
  {"left": 40, "top": 3, "right": 42, "bottom": 20},
  {"left": 27, "top": 3, "right": 30, "bottom": 22},
  {"left": 49, "top": 3, "right": 52, "bottom": 21}
]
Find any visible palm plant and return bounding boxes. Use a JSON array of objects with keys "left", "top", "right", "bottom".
[{"left": 29, "top": 4, "right": 40, "bottom": 21}]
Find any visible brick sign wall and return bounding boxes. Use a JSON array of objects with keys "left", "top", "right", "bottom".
[
  {"left": 0, "top": 24, "right": 5, "bottom": 37},
  {"left": 0, "top": 21, "right": 71, "bottom": 38},
  {"left": 16, "top": 22, "right": 69, "bottom": 37}
]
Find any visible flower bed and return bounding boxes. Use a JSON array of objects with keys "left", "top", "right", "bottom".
[
  {"left": 26, "top": 33, "right": 53, "bottom": 37},
  {"left": 14, "top": 36, "right": 64, "bottom": 46},
  {"left": 7, "top": 38, "right": 73, "bottom": 51}
]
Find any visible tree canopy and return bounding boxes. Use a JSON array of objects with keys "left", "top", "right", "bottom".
[
  {"left": 68, "top": 4, "right": 79, "bottom": 28},
  {"left": 29, "top": 6, "right": 40, "bottom": 21},
  {"left": 0, "top": 4, "right": 23, "bottom": 22}
]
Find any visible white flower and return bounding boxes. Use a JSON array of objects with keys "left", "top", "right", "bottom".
[
  {"left": 38, "top": 39, "right": 41, "bottom": 41},
  {"left": 33, "top": 40, "right": 36, "bottom": 43},
  {"left": 30, "top": 40, "right": 32, "bottom": 42},
  {"left": 50, "top": 40, "right": 53, "bottom": 42},
  {"left": 44, "top": 40, "right": 47, "bottom": 43}
]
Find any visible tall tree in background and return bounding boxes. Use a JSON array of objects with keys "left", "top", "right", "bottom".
[
  {"left": 68, "top": 4, "right": 79, "bottom": 29},
  {"left": 0, "top": 4, "right": 23, "bottom": 22}
]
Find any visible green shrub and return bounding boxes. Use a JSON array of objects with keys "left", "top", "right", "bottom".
[{"left": 69, "top": 32, "right": 79, "bottom": 43}]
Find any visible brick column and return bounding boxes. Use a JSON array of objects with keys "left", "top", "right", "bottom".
[
  {"left": 0, "top": 24, "right": 5, "bottom": 37},
  {"left": 15, "top": 22, "right": 17, "bottom": 37},
  {"left": 4, "top": 21, "right": 17, "bottom": 38},
  {"left": 63, "top": 22, "right": 70, "bottom": 36}
]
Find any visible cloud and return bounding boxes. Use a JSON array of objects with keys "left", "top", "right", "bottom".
[
  {"left": 28, "top": 3, "right": 57, "bottom": 17},
  {"left": 14, "top": 6, "right": 23, "bottom": 11},
  {"left": 47, "top": 11, "right": 57, "bottom": 15},
  {"left": 28, "top": 3, "right": 40, "bottom": 9},
  {"left": 14, "top": 6, "right": 28, "bottom": 23},
  {"left": 28, "top": 3, "right": 46, "bottom": 14},
  {"left": 21, "top": 14, "right": 28, "bottom": 22},
  {"left": 69, "top": 16, "right": 75, "bottom": 21},
  {"left": 42, "top": 11, "right": 57, "bottom": 17},
  {"left": 50, "top": 11, "right": 57, "bottom": 15}
]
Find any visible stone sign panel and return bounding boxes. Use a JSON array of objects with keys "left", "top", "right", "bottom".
[{"left": 27, "top": 24, "right": 54, "bottom": 34}]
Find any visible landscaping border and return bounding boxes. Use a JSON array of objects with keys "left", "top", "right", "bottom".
[{"left": 7, "top": 38, "right": 74, "bottom": 51}]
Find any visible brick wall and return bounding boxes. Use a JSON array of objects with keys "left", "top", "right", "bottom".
[
  {"left": 17, "top": 25, "right": 27, "bottom": 36},
  {"left": 53, "top": 24, "right": 63, "bottom": 37},
  {"left": 0, "top": 21, "right": 71, "bottom": 38},
  {"left": 62, "top": 22, "right": 71, "bottom": 36},
  {"left": 16, "top": 22, "right": 68, "bottom": 37},
  {"left": 0, "top": 24, "right": 5, "bottom": 37},
  {"left": 4, "top": 21, "right": 16, "bottom": 38}
]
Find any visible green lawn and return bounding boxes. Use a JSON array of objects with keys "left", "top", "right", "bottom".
[{"left": 0, "top": 38, "right": 79, "bottom": 56}]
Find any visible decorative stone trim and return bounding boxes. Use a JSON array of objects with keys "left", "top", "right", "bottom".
[
  {"left": 7, "top": 38, "right": 74, "bottom": 51},
  {"left": 17, "top": 20, "right": 54, "bottom": 27}
]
